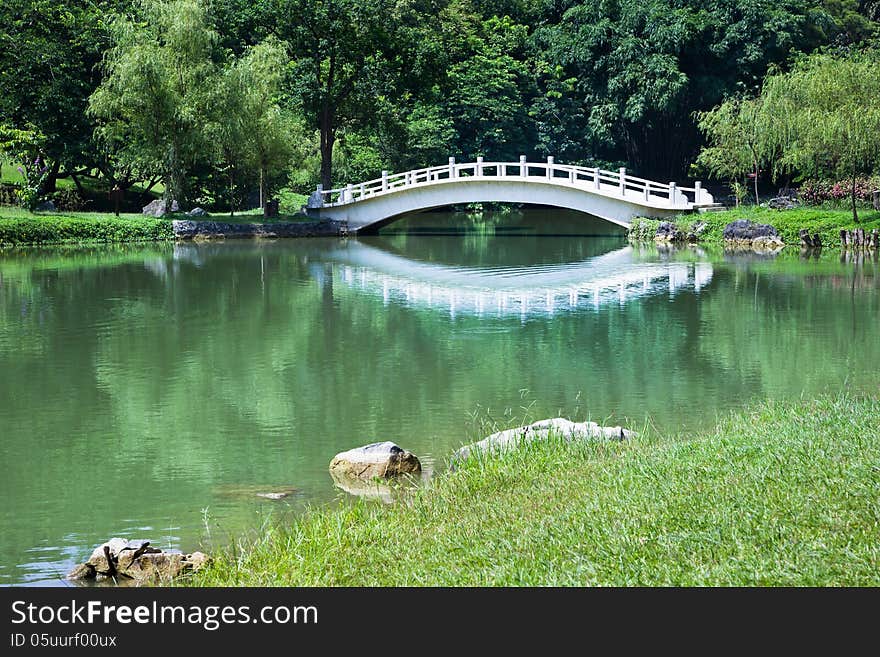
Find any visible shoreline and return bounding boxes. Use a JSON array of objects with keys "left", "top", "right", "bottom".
[
  {"left": 1, "top": 205, "right": 879, "bottom": 248},
  {"left": 182, "top": 394, "right": 880, "bottom": 586}
]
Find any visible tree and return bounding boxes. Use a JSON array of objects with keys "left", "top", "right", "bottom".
[
  {"left": 208, "top": 38, "right": 297, "bottom": 212},
  {"left": 0, "top": 0, "right": 113, "bottom": 192},
  {"left": 268, "top": 0, "right": 439, "bottom": 189},
  {"left": 89, "top": 0, "right": 217, "bottom": 209},
  {"left": 695, "top": 97, "right": 766, "bottom": 204},
  {"left": 760, "top": 49, "right": 880, "bottom": 221},
  {"left": 533, "top": 0, "right": 837, "bottom": 179}
]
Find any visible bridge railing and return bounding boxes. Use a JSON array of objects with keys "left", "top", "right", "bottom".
[{"left": 315, "top": 157, "right": 713, "bottom": 208}]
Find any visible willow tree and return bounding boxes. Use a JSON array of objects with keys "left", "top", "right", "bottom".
[
  {"left": 761, "top": 50, "right": 880, "bottom": 222},
  {"left": 89, "top": 0, "right": 217, "bottom": 209},
  {"left": 209, "top": 38, "right": 296, "bottom": 213},
  {"left": 695, "top": 97, "right": 766, "bottom": 204}
]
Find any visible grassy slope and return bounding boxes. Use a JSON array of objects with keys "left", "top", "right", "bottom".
[
  {"left": 189, "top": 395, "right": 880, "bottom": 586},
  {"left": 635, "top": 206, "right": 880, "bottom": 246}
]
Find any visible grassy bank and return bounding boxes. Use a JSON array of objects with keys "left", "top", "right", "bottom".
[
  {"left": 0, "top": 203, "right": 312, "bottom": 246},
  {"left": 189, "top": 395, "right": 880, "bottom": 586},
  {"left": 632, "top": 206, "right": 880, "bottom": 246}
]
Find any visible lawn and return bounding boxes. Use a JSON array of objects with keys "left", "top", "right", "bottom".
[{"left": 187, "top": 394, "right": 880, "bottom": 586}]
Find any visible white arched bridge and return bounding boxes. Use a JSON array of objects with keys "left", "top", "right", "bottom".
[{"left": 305, "top": 156, "right": 718, "bottom": 232}]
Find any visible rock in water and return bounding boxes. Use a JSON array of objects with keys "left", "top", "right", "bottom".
[
  {"left": 453, "top": 418, "right": 634, "bottom": 464},
  {"left": 66, "top": 538, "right": 208, "bottom": 583},
  {"left": 142, "top": 199, "right": 179, "bottom": 217},
  {"left": 329, "top": 441, "right": 421, "bottom": 480}
]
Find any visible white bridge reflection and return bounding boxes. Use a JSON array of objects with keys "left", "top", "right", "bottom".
[{"left": 324, "top": 242, "right": 714, "bottom": 318}]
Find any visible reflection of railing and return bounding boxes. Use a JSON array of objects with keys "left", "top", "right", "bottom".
[
  {"left": 335, "top": 260, "right": 714, "bottom": 318},
  {"left": 313, "top": 156, "right": 714, "bottom": 209}
]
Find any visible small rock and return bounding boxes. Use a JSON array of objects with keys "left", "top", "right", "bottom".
[
  {"left": 687, "top": 221, "right": 708, "bottom": 242},
  {"left": 329, "top": 441, "right": 421, "bottom": 480},
  {"left": 767, "top": 196, "right": 799, "bottom": 210},
  {"left": 143, "top": 199, "right": 179, "bottom": 217},
  {"left": 453, "top": 418, "right": 634, "bottom": 464},
  {"left": 187, "top": 207, "right": 208, "bottom": 217},
  {"left": 35, "top": 200, "right": 56, "bottom": 212},
  {"left": 256, "top": 492, "right": 290, "bottom": 500}
]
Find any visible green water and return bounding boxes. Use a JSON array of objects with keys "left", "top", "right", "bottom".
[{"left": 1, "top": 209, "right": 878, "bottom": 585}]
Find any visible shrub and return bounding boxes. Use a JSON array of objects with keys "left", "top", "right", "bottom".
[
  {"left": 0, "top": 215, "right": 174, "bottom": 246},
  {"left": 799, "top": 177, "right": 880, "bottom": 205}
]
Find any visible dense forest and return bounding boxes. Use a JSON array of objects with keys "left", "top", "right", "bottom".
[{"left": 0, "top": 0, "right": 877, "bottom": 211}]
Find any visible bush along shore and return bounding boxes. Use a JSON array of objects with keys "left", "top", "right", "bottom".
[
  {"left": 629, "top": 206, "right": 880, "bottom": 252},
  {"left": 186, "top": 395, "right": 880, "bottom": 587}
]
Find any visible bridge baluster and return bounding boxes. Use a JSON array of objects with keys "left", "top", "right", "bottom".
[
  {"left": 382, "top": 170, "right": 388, "bottom": 191},
  {"left": 644, "top": 186, "right": 650, "bottom": 202},
  {"left": 520, "top": 155, "right": 527, "bottom": 178},
  {"left": 569, "top": 168, "right": 575, "bottom": 184},
  {"left": 619, "top": 167, "right": 626, "bottom": 196},
  {"left": 668, "top": 182, "right": 677, "bottom": 204},
  {"left": 594, "top": 169, "right": 600, "bottom": 190},
  {"left": 476, "top": 156, "right": 483, "bottom": 177},
  {"left": 547, "top": 156, "right": 554, "bottom": 180},
  {"left": 694, "top": 181, "right": 702, "bottom": 204},
  {"left": 449, "top": 157, "right": 455, "bottom": 179}
]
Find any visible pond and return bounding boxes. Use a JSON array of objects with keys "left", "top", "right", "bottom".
[{"left": 1, "top": 208, "right": 878, "bottom": 585}]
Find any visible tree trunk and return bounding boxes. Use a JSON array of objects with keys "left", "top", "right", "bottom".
[
  {"left": 753, "top": 163, "right": 759, "bottom": 205},
  {"left": 851, "top": 163, "right": 859, "bottom": 224},
  {"left": 259, "top": 166, "right": 265, "bottom": 210},
  {"left": 43, "top": 159, "right": 61, "bottom": 194},
  {"left": 319, "top": 105, "right": 335, "bottom": 190}
]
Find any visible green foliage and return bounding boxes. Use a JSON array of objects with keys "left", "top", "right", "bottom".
[
  {"left": 0, "top": 211, "right": 174, "bottom": 245},
  {"left": 695, "top": 97, "right": 765, "bottom": 202},
  {"left": 628, "top": 206, "right": 880, "bottom": 245},
  {"left": 0, "top": 125, "right": 50, "bottom": 210},
  {"left": 207, "top": 37, "right": 296, "bottom": 212},
  {"left": 89, "top": 0, "right": 218, "bottom": 206},
  {"left": 760, "top": 48, "right": 880, "bottom": 221},
  {"left": 188, "top": 395, "right": 880, "bottom": 586},
  {"left": 0, "top": 1, "right": 112, "bottom": 185}
]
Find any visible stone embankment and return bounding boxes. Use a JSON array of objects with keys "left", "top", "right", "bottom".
[{"left": 172, "top": 219, "right": 345, "bottom": 239}]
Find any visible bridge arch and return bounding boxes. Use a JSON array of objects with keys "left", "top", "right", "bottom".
[{"left": 306, "top": 158, "right": 717, "bottom": 233}]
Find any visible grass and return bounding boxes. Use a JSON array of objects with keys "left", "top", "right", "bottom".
[
  {"left": 632, "top": 205, "right": 880, "bottom": 247},
  {"left": 187, "top": 394, "right": 880, "bottom": 586},
  {"left": 0, "top": 199, "right": 314, "bottom": 246}
]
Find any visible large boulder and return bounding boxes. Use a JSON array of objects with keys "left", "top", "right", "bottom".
[
  {"left": 722, "top": 219, "right": 780, "bottom": 243},
  {"left": 452, "top": 418, "right": 635, "bottom": 464},
  {"left": 143, "top": 199, "right": 179, "bottom": 217},
  {"left": 186, "top": 207, "right": 208, "bottom": 217},
  {"left": 329, "top": 441, "right": 421, "bottom": 480}
]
